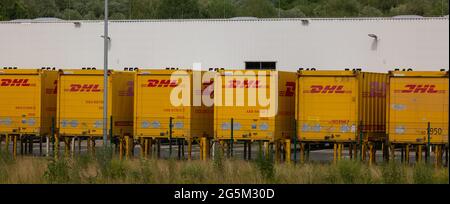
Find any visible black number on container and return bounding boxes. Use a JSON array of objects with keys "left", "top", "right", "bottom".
[{"left": 428, "top": 128, "right": 443, "bottom": 135}]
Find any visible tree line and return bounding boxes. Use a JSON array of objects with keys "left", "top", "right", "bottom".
[{"left": 0, "top": 0, "right": 448, "bottom": 21}]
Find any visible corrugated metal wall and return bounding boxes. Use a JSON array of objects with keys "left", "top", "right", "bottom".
[{"left": 0, "top": 18, "right": 448, "bottom": 72}]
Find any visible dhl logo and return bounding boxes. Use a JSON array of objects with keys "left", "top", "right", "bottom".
[
  {"left": 67, "top": 84, "right": 101, "bottom": 92},
  {"left": 46, "top": 80, "right": 58, "bottom": 94},
  {"left": 226, "top": 80, "right": 262, "bottom": 88},
  {"left": 144, "top": 80, "right": 178, "bottom": 87},
  {"left": 395, "top": 84, "right": 445, "bottom": 94},
  {"left": 280, "top": 82, "right": 295, "bottom": 97},
  {"left": 0, "top": 79, "right": 33, "bottom": 87},
  {"left": 304, "top": 85, "right": 350, "bottom": 94}
]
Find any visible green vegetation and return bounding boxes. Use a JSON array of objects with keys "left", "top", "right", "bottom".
[
  {"left": 0, "top": 150, "right": 448, "bottom": 184},
  {"left": 0, "top": 0, "right": 448, "bottom": 21}
]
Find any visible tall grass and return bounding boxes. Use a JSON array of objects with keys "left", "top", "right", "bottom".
[{"left": 0, "top": 154, "right": 448, "bottom": 184}]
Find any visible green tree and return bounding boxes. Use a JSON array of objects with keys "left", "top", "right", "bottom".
[
  {"left": 0, "top": 0, "right": 30, "bottom": 20},
  {"left": 83, "top": 11, "right": 98, "bottom": 20},
  {"left": 360, "top": 5, "right": 383, "bottom": 17},
  {"left": 314, "top": 0, "right": 361, "bottom": 17},
  {"left": 29, "top": 0, "right": 58, "bottom": 17},
  {"left": 238, "top": 0, "right": 277, "bottom": 18},
  {"left": 205, "top": 0, "right": 237, "bottom": 18},
  {"left": 130, "top": 0, "right": 161, "bottom": 19},
  {"left": 281, "top": 6, "right": 306, "bottom": 17},
  {"left": 157, "top": 0, "right": 201, "bottom": 19},
  {"left": 59, "top": 9, "right": 83, "bottom": 20},
  {"left": 389, "top": 0, "right": 434, "bottom": 16},
  {"left": 110, "top": 12, "right": 126, "bottom": 19}
]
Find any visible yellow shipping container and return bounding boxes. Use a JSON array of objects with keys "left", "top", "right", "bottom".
[
  {"left": 133, "top": 69, "right": 213, "bottom": 140},
  {"left": 0, "top": 69, "right": 57, "bottom": 137},
  {"left": 387, "top": 70, "right": 449, "bottom": 144},
  {"left": 296, "top": 70, "right": 388, "bottom": 143},
  {"left": 112, "top": 71, "right": 135, "bottom": 138},
  {"left": 56, "top": 69, "right": 113, "bottom": 138},
  {"left": 214, "top": 70, "right": 296, "bottom": 142}
]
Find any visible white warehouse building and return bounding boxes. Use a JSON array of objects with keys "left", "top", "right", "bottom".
[{"left": 0, "top": 17, "right": 448, "bottom": 72}]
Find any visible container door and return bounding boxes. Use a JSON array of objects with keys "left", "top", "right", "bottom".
[
  {"left": 0, "top": 74, "right": 41, "bottom": 134},
  {"left": 298, "top": 76, "right": 358, "bottom": 142},
  {"left": 388, "top": 77, "right": 449, "bottom": 144},
  {"left": 58, "top": 75, "right": 112, "bottom": 136},
  {"left": 214, "top": 71, "right": 276, "bottom": 141},
  {"left": 135, "top": 73, "right": 190, "bottom": 139}
]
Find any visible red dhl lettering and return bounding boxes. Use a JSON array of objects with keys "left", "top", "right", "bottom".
[
  {"left": 1, "top": 79, "right": 32, "bottom": 87},
  {"left": 145, "top": 79, "right": 178, "bottom": 87},
  {"left": 279, "top": 82, "right": 296, "bottom": 97},
  {"left": 395, "top": 84, "right": 445, "bottom": 94},
  {"left": 46, "top": 80, "right": 58, "bottom": 94},
  {"left": 304, "top": 85, "right": 349, "bottom": 94},
  {"left": 226, "top": 80, "right": 262, "bottom": 88},
  {"left": 68, "top": 84, "right": 101, "bottom": 92}
]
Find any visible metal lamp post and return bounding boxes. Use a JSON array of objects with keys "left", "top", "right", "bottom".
[{"left": 103, "top": 0, "right": 109, "bottom": 148}]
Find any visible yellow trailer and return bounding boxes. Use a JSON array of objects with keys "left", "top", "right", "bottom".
[
  {"left": 386, "top": 70, "right": 448, "bottom": 164},
  {"left": 56, "top": 69, "right": 113, "bottom": 139},
  {"left": 56, "top": 69, "right": 134, "bottom": 155},
  {"left": 0, "top": 68, "right": 57, "bottom": 155},
  {"left": 112, "top": 71, "right": 134, "bottom": 139},
  {"left": 214, "top": 70, "right": 296, "bottom": 161},
  {"left": 296, "top": 69, "right": 388, "bottom": 162},
  {"left": 133, "top": 69, "right": 213, "bottom": 159}
]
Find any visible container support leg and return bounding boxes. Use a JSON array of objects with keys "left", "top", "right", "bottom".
[
  {"left": 405, "top": 144, "right": 410, "bottom": 164},
  {"left": 187, "top": 139, "right": 192, "bottom": 160},
  {"left": 138, "top": 138, "right": 144, "bottom": 158},
  {"left": 181, "top": 139, "right": 185, "bottom": 159},
  {"left": 201, "top": 137, "right": 209, "bottom": 161},
  {"left": 275, "top": 141, "right": 281, "bottom": 163},
  {"left": 389, "top": 144, "right": 395, "bottom": 162},
  {"left": 248, "top": 141, "right": 252, "bottom": 160},
  {"left": 71, "top": 137, "right": 75, "bottom": 157},
  {"left": 300, "top": 143, "right": 305, "bottom": 164},
  {"left": 29, "top": 136, "right": 34, "bottom": 154},
  {"left": 39, "top": 136, "right": 43, "bottom": 156},
  {"left": 349, "top": 143, "right": 353, "bottom": 159},
  {"left": 124, "top": 136, "right": 130, "bottom": 160},
  {"left": 417, "top": 145, "right": 423, "bottom": 162},
  {"left": 20, "top": 135, "right": 24, "bottom": 155},
  {"left": 54, "top": 134, "right": 59, "bottom": 160},
  {"left": 285, "top": 139, "right": 291, "bottom": 164},
  {"left": 91, "top": 137, "right": 96, "bottom": 155},
  {"left": 445, "top": 145, "right": 448, "bottom": 167},
  {"left": 118, "top": 137, "right": 123, "bottom": 160},
  {"left": 333, "top": 143, "right": 337, "bottom": 163},
  {"left": 13, "top": 135, "right": 17, "bottom": 159},
  {"left": 157, "top": 139, "right": 161, "bottom": 159},
  {"left": 46, "top": 135, "right": 50, "bottom": 157},
  {"left": 5, "top": 135, "right": 10, "bottom": 152},
  {"left": 178, "top": 139, "right": 182, "bottom": 160},
  {"left": 243, "top": 141, "right": 247, "bottom": 160},
  {"left": 64, "top": 137, "right": 70, "bottom": 158},
  {"left": 264, "top": 141, "right": 270, "bottom": 159}
]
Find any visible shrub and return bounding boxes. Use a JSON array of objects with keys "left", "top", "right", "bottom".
[
  {"left": 254, "top": 150, "right": 275, "bottom": 182},
  {"left": 43, "top": 159, "right": 71, "bottom": 184}
]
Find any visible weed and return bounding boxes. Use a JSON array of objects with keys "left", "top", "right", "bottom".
[
  {"left": 43, "top": 159, "right": 71, "bottom": 184},
  {"left": 254, "top": 150, "right": 275, "bottom": 182},
  {"left": 381, "top": 162, "right": 406, "bottom": 184}
]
